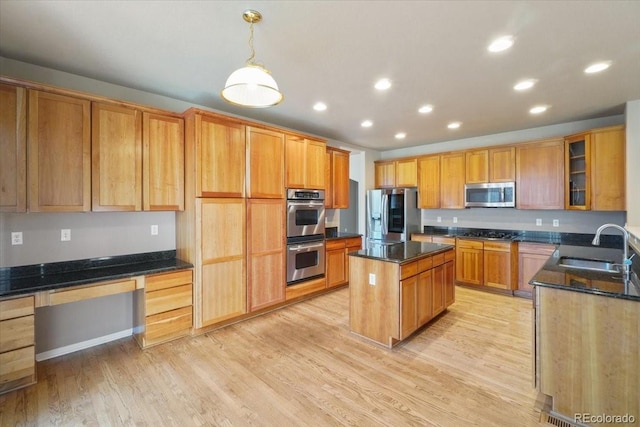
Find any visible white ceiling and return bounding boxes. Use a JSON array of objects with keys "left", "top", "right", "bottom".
[{"left": 1, "top": 1, "right": 639, "bottom": 150}]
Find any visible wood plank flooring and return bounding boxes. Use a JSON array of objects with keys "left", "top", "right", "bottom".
[{"left": 0, "top": 286, "right": 544, "bottom": 426}]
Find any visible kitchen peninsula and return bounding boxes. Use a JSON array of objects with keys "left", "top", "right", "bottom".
[{"left": 349, "top": 241, "right": 455, "bottom": 348}]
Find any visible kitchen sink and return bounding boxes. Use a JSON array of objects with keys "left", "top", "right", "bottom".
[{"left": 557, "top": 256, "right": 622, "bottom": 274}]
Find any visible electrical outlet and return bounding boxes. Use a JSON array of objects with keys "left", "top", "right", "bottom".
[
  {"left": 536, "top": 219, "right": 542, "bottom": 226},
  {"left": 151, "top": 225, "right": 159, "bottom": 235},
  {"left": 437, "top": 216, "right": 442, "bottom": 223},
  {"left": 61, "top": 229, "right": 71, "bottom": 241},
  {"left": 369, "top": 273, "right": 376, "bottom": 285},
  {"left": 453, "top": 217, "right": 458, "bottom": 224},
  {"left": 552, "top": 219, "right": 559, "bottom": 227},
  {"left": 11, "top": 232, "right": 23, "bottom": 245}
]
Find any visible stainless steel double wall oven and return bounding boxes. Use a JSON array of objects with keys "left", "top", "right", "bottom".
[{"left": 286, "top": 189, "right": 326, "bottom": 285}]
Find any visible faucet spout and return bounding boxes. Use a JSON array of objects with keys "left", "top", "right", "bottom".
[{"left": 592, "top": 223, "right": 630, "bottom": 273}]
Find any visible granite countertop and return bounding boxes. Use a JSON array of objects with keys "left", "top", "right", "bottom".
[
  {"left": 325, "top": 227, "right": 362, "bottom": 240},
  {"left": 349, "top": 241, "right": 454, "bottom": 264},
  {"left": 0, "top": 250, "right": 193, "bottom": 298},
  {"left": 530, "top": 245, "right": 639, "bottom": 302}
]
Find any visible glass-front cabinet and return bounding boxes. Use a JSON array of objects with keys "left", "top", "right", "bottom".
[{"left": 564, "top": 133, "right": 591, "bottom": 210}]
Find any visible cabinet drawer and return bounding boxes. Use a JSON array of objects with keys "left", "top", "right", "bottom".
[
  {"left": 145, "top": 306, "right": 192, "bottom": 342},
  {"left": 445, "top": 249, "right": 455, "bottom": 262},
  {"left": 145, "top": 270, "right": 192, "bottom": 292},
  {"left": 146, "top": 284, "right": 192, "bottom": 316},
  {"left": 400, "top": 262, "right": 418, "bottom": 279},
  {"left": 456, "top": 238, "right": 483, "bottom": 249},
  {"left": 432, "top": 236, "right": 456, "bottom": 245},
  {"left": 49, "top": 279, "right": 136, "bottom": 305},
  {"left": 432, "top": 253, "right": 445, "bottom": 267},
  {"left": 518, "top": 242, "right": 556, "bottom": 256},
  {"left": 483, "top": 241, "right": 511, "bottom": 252},
  {"left": 411, "top": 234, "right": 431, "bottom": 242},
  {"left": 0, "top": 296, "right": 34, "bottom": 321},
  {"left": 0, "top": 316, "right": 34, "bottom": 352},
  {"left": 0, "top": 346, "right": 35, "bottom": 385},
  {"left": 417, "top": 256, "right": 433, "bottom": 272},
  {"left": 345, "top": 237, "right": 362, "bottom": 249},
  {"left": 326, "top": 239, "right": 346, "bottom": 251}
]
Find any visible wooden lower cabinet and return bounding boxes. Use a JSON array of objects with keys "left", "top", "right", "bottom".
[
  {"left": 456, "top": 238, "right": 483, "bottom": 286},
  {"left": 457, "top": 238, "right": 516, "bottom": 290},
  {"left": 0, "top": 295, "right": 36, "bottom": 394},
  {"left": 134, "top": 270, "right": 193, "bottom": 348},
  {"left": 518, "top": 243, "right": 555, "bottom": 294},
  {"left": 326, "top": 236, "right": 362, "bottom": 288},
  {"left": 400, "top": 276, "right": 418, "bottom": 339}
]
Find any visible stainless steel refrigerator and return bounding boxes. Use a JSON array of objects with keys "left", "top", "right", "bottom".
[{"left": 366, "top": 188, "right": 420, "bottom": 243}]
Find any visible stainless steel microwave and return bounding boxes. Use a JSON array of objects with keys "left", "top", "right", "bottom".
[{"left": 464, "top": 182, "right": 515, "bottom": 207}]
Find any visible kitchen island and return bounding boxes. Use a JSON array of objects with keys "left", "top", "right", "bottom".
[
  {"left": 531, "top": 245, "right": 639, "bottom": 426},
  {"left": 349, "top": 241, "right": 455, "bottom": 348}
]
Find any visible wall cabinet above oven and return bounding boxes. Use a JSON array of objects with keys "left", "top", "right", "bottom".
[{"left": 285, "top": 135, "right": 326, "bottom": 190}]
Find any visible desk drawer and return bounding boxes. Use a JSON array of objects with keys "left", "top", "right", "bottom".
[
  {"left": 0, "top": 346, "right": 35, "bottom": 385},
  {"left": 146, "top": 284, "right": 192, "bottom": 316},
  {"left": 145, "top": 306, "right": 192, "bottom": 343},
  {"left": 0, "top": 316, "right": 34, "bottom": 353},
  {"left": 49, "top": 279, "right": 136, "bottom": 306},
  {"left": 145, "top": 270, "right": 192, "bottom": 292},
  {"left": 0, "top": 296, "right": 34, "bottom": 321}
]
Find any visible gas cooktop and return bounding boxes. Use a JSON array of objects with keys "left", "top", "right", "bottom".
[{"left": 461, "top": 231, "right": 518, "bottom": 240}]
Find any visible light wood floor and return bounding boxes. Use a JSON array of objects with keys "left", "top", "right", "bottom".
[{"left": 0, "top": 286, "right": 545, "bottom": 426}]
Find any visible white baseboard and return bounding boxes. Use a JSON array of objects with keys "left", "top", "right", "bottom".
[{"left": 36, "top": 328, "right": 133, "bottom": 361}]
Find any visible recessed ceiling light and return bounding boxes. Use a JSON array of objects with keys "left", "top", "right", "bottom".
[
  {"left": 395, "top": 132, "right": 406, "bottom": 140},
  {"left": 447, "top": 122, "right": 462, "bottom": 129},
  {"left": 514, "top": 79, "right": 537, "bottom": 91},
  {"left": 313, "top": 102, "right": 327, "bottom": 111},
  {"left": 361, "top": 120, "right": 373, "bottom": 128},
  {"left": 584, "top": 61, "right": 612, "bottom": 74},
  {"left": 374, "top": 78, "right": 392, "bottom": 90},
  {"left": 488, "top": 35, "right": 514, "bottom": 53},
  {"left": 418, "top": 105, "right": 434, "bottom": 114},
  {"left": 529, "top": 105, "right": 549, "bottom": 114}
]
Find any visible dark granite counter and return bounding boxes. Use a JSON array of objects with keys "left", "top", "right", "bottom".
[
  {"left": 530, "top": 245, "right": 639, "bottom": 302},
  {"left": 0, "top": 250, "right": 193, "bottom": 298},
  {"left": 325, "top": 227, "right": 361, "bottom": 240},
  {"left": 349, "top": 241, "right": 454, "bottom": 264}
]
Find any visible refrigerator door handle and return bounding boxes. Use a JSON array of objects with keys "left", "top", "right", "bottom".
[{"left": 381, "top": 193, "right": 388, "bottom": 235}]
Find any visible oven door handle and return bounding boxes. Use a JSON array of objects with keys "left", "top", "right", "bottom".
[
  {"left": 288, "top": 243, "right": 325, "bottom": 251},
  {"left": 287, "top": 201, "right": 325, "bottom": 207}
]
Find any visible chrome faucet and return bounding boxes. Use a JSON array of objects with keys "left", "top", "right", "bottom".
[{"left": 592, "top": 223, "right": 631, "bottom": 274}]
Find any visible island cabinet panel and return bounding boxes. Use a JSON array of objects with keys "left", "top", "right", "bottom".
[
  {"left": 247, "top": 199, "right": 285, "bottom": 311},
  {"left": 246, "top": 127, "right": 284, "bottom": 198},
  {"left": 142, "top": 112, "right": 184, "bottom": 211},
  {"left": 417, "top": 155, "right": 440, "bottom": 209},
  {"left": 0, "top": 83, "right": 26, "bottom": 213},
  {"left": 440, "top": 152, "right": 465, "bottom": 208},
  {"left": 91, "top": 102, "right": 142, "bottom": 211},
  {"left": 0, "top": 296, "right": 36, "bottom": 394},
  {"left": 28, "top": 90, "right": 91, "bottom": 212},
  {"left": 516, "top": 138, "right": 564, "bottom": 209},
  {"left": 444, "top": 256, "right": 455, "bottom": 306},
  {"left": 416, "top": 269, "right": 433, "bottom": 325},
  {"left": 400, "top": 276, "right": 418, "bottom": 339}
]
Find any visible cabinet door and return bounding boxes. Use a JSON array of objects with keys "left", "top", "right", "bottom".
[
  {"left": 455, "top": 240, "right": 483, "bottom": 285},
  {"left": 247, "top": 199, "right": 285, "bottom": 311},
  {"left": 417, "top": 155, "right": 440, "bottom": 209},
  {"left": 440, "top": 152, "right": 465, "bottom": 208},
  {"left": 375, "top": 161, "right": 395, "bottom": 188},
  {"left": 484, "top": 249, "right": 512, "bottom": 289},
  {"left": 325, "top": 150, "right": 333, "bottom": 208},
  {"left": 516, "top": 139, "right": 564, "bottom": 209},
  {"left": 417, "top": 269, "right": 433, "bottom": 326},
  {"left": 247, "top": 127, "right": 284, "bottom": 198},
  {"left": 92, "top": 102, "right": 142, "bottom": 211},
  {"left": 196, "top": 115, "right": 245, "bottom": 197},
  {"left": 326, "top": 248, "right": 347, "bottom": 288},
  {"left": 28, "top": 90, "right": 91, "bottom": 212},
  {"left": 306, "top": 139, "right": 326, "bottom": 190},
  {"left": 396, "top": 158, "right": 418, "bottom": 187},
  {"left": 432, "top": 265, "right": 445, "bottom": 316},
  {"left": 489, "top": 146, "right": 515, "bottom": 182},
  {"left": 591, "top": 127, "right": 625, "bottom": 211},
  {"left": 518, "top": 243, "right": 555, "bottom": 293},
  {"left": 444, "top": 260, "right": 455, "bottom": 306},
  {"left": 285, "top": 135, "right": 306, "bottom": 188},
  {"left": 332, "top": 149, "right": 349, "bottom": 208},
  {"left": 400, "top": 275, "right": 418, "bottom": 339},
  {"left": 564, "top": 134, "right": 590, "bottom": 210},
  {"left": 199, "top": 198, "right": 246, "bottom": 327},
  {"left": 143, "top": 112, "right": 184, "bottom": 211},
  {"left": 0, "top": 84, "right": 26, "bottom": 212},
  {"left": 465, "top": 149, "right": 488, "bottom": 184}
]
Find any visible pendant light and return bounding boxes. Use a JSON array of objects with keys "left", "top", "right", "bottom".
[{"left": 221, "top": 10, "right": 283, "bottom": 108}]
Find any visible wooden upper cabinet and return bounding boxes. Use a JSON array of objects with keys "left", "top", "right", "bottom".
[
  {"left": 91, "top": 102, "right": 142, "bottom": 211},
  {"left": 395, "top": 158, "right": 418, "bottom": 187},
  {"left": 489, "top": 146, "right": 516, "bottom": 182},
  {"left": 440, "top": 152, "right": 465, "bottom": 209},
  {"left": 246, "top": 127, "right": 284, "bottom": 198},
  {"left": 418, "top": 155, "right": 440, "bottom": 209},
  {"left": 0, "top": 84, "right": 26, "bottom": 212},
  {"left": 325, "top": 150, "right": 333, "bottom": 208},
  {"left": 516, "top": 138, "right": 564, "bottom": 210},
  {"left": 189, "top": 112, "right": 245, "bottom": 198},
  {"left": 374, "top": 161, "right": 396, "bottom": 188},
  {"left": 28, "top": 90, "right": 91, "bottom": 212},
  {"left": 465, "top": 150, "right": 489, "bottom": 184},
  {"left": 331, "top": 148, "right": 350, "bottom": 209},
  {"left": 285, "top": 135, "right": 326, "bottom": 189},
  {"left": 143, "top": 112, "right": 184, "bottom": 211},
  {"left": 590, "top": 126, "right": 625, "bottom": 211}
]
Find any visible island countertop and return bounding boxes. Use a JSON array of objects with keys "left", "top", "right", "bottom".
[{"left": 349, "top": 241, "right": 454, "bottom": 264}]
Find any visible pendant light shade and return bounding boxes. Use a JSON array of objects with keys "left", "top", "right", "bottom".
[{"left": 221, "top": 10, "right": 283, "bottom": 108}]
